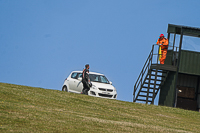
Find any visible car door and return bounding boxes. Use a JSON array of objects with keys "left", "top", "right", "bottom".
[
  {"left": 70, "top": 72, "right": 83, "bottom": 93},
  {"left": 69, "top": 72, "right": 79, "bottom": 92},
  {"left": 76, "top": 73, "right": 83, "bottom": 92}
]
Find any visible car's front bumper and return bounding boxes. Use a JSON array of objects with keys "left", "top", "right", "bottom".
[{"left": 88, "top": 88, "right": 117, "bottom": 99}]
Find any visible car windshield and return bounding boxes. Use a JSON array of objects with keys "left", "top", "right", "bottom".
[{"left": 89, "top": 74, "right": 109, "bottom": 84}]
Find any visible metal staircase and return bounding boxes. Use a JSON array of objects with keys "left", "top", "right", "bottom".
[{"left": 133, "top": 44, "right": 177, "bottom": 104}]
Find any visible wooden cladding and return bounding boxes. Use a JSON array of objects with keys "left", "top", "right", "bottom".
[{"left": 177, "top": 86, "right": 195, "bottom": 99}]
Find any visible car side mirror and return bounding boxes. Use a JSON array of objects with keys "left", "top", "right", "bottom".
[
  {"left": 109, "top": 81, "right": 112, "bottom": 85},
  {"left": 78, "top": 77, "right": 82, "bottom": 81}
]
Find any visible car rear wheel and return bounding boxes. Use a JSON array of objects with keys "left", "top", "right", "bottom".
[{"left": 62, "top": 86, "right": 68, "bottom": 92}]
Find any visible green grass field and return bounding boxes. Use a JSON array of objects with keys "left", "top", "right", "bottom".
[{"left": 0, "top": 82, "right": 200, "bottom": 133}]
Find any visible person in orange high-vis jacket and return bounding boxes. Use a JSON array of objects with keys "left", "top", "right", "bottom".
[{"left": 156, "top": 34, "right": 168, "bottom": 64}]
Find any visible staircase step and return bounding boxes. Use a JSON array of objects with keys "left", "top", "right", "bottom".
[
  {"left": 142, "top": 86, "right": 159, "bottom": 89},
  {"left": 150, "top": 69, "right": 166, "bottom": 73},
  {"left": 149, "top": 74, "right": 166, "bottom": 77},
  {"left": 140, "top": 90, "right": 159, "bottom": 93},
  {"left": 146, "top": 78, "right": 163, "bottom": 82},
  {"left": 144, "top": 82, "right": 160, "bottom": 86},
  {"left": 138, "top": 95, "right": 153, "bottom": 98},
  {"left": 136, "top": 99, "right": 152, "bottom": 102}
]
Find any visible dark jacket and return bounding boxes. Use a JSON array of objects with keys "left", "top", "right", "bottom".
[{"left": 82, "top": 69, "right": 89, "bottom": 83}]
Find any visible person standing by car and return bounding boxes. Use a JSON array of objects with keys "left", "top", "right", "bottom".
[{"left": 81, "top": 64, "right": 91, "bottom": 95}]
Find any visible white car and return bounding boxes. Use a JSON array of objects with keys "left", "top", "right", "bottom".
[{"left": 62, "top": 71, "right": 117, "bottom": 99}]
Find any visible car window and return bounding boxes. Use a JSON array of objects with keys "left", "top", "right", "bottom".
[
  {"left": 71, "top": 72, "right": 78, "bottom": 79},
  {"left": 89, "top": 74, "right": 109, "bottom": 84},
  {"left": 89, "top": 74, "right": 98, "bottom": 82},
  {"left": 77, "top": 73, "right": 82, "bottom": 78},
  {"left": 100, "top": 75, "right": 109, "bottom": 84}
]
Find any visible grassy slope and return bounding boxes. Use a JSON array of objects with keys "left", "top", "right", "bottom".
[{"left": 0, "top": 82, "right": 200, "bottom": 133}]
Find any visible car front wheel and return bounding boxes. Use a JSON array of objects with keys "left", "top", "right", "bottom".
[{"left": 62, "top": 86, "right": 68, "bottom": 92}]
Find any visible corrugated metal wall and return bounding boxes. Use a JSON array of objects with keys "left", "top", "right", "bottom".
[
  {"left": 179, "top": 50, "right": 200, "bottom": 75},
  {"left": 159, "top": 71, "right": 177, "bottom": 107},
  {"left": 165, "top": 50, "right": 173, "bottom": 65},
  {"left": 177, "top": 74, "right": 198, "bottom": 88}
]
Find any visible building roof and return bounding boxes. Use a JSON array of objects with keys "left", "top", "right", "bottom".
[{"left": 167, "top": 24, "right": 200, "bottom": 38}]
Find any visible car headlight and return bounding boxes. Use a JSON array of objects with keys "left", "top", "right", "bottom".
[{"left": 92, "top": 85, "right": 98, "bottom": 90}]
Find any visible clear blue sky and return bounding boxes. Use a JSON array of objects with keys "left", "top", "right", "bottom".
[{"left": 1, "top": 0, "right": 200, "bottom": 104}]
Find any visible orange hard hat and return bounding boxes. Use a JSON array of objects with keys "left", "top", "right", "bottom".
[{"left": 159, "top": 34, "right": 164, "bottom": 37}]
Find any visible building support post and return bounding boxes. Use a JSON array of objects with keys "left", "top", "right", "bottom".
[
  {"left": 172, "top": 33, "right": 177, "bottom": 66},
  {"left": 173, "top": 28, "right": 183, "bottom": 107}
]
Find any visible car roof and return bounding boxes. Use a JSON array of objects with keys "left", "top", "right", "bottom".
[{"left": 71, "top": 71, "right": 104, "bottom": 75}]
